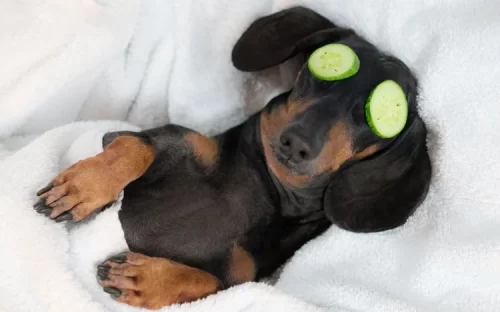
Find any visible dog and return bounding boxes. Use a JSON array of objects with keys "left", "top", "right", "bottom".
[{"left": 33, "top": 6, "right": 431, "bottom": 310}]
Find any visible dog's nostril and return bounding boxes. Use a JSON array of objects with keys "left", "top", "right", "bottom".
[
  {"left": 280, "top": 135, "right": 291, "bottom": 147},
  {"left": 298, "top": 150, "right": 308, "bottom": 160}
]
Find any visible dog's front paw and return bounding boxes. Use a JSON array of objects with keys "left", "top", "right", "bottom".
[
  {"left": 97, "top": 252, "right": 220, "bottom": 310},
  {"left": 33, "top": 156, "right": 121, "bottom": 222}
]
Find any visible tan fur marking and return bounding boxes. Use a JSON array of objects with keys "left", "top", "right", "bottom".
[
  {"left": 260, "top": 99, "right": 312, "bottom": 187},
  {"left": 354, "top": 144, "right": 380, "bottom": 160},
  {"left": 184, "top": 132, "right": 219, "bottom": 167},
  {"left": 260, "top": 99, "right": 311, "bottom": 141},
  {"left": 99, "top": 252, "right": 220, "bottom": 310},
  {"left": 315, "top": 121, "right": 355, "bottom": 174},
  {"left": 103, "top": 136, "right": 156, "bottom": 182},
  {"left": 228, "top": 244, "right": 256, "bottom": 285}
]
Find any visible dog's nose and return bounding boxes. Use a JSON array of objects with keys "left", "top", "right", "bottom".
[{"left": 279, "top": 130, "right": 313, "bottom": 164}]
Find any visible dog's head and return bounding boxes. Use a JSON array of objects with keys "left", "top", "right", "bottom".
[{"left": 232, "top": 6, "right": 431, "bottom": 232}]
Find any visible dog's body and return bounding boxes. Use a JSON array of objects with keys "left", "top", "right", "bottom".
[
  {"left": 34, "top": 7, "right": 431, "bottom": 310},
  {"left": 116, "top": 97, "right": 331, "bottom": 283}
]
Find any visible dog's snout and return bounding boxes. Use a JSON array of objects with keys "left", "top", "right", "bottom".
[{"left": 279, "top": 129, "right": 313, "bottom": 164}]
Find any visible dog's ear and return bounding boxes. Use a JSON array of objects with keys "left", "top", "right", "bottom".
[
  {"left": 323, "top": 116, "right": 432, "bottom": 232},
  {"left": 232, "top": 6, "right": 353, "bottom": 72}
]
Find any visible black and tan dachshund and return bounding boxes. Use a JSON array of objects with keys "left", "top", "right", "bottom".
[{"left": 33, "top": 6, "right": 431, "bottom": 310}]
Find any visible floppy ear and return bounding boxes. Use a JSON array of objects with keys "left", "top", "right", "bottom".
[
  {"left": 323, "top": 117, "right": 432, "bottom": 232},
  {"left": 231, "top": 6, "right": 354, "bottom": 72}
]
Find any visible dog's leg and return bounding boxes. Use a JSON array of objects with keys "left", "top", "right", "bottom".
[
  {"left": 34, "top": 125, "right": 219, "bottom": 222},
  {"left": 34, "top": 134, "right": 156, "bottom": 222},
  {"left": 97, "top": 251, "right": 221, "bottom": 310}
]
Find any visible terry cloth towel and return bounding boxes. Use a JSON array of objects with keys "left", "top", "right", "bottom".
[{"left": 1, "top": 0, "right": 500, "bottom": 311}]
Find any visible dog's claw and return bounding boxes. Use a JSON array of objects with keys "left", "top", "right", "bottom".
[
  {"left": 36, "top": 183, "right": 53, "bottom": 196},
  {"left": 97, "top": 263, "right": 111, "bottom": 280},
  {"left": 98, "top": 274, "right": 108, "bottom": 281},
  {"left": 40, "top": 208, "right": 52, "bottom": 216},
  {"left": 97, "top": 270, "right": 109, "bottom": 281},
  {"left": 97, "top": 264, "right": 111, "bottom": 273},
  {"left": 103, "top": 287, "right": 121, "bottom": 298},
  {"left": 55, "top": 212, "right": 72, "bottom": 223},
  {"left": 98, "top": 264, "right": 110, "bottom": 271},
  {"left": 108, "top": 253, "right": 127, "bottom": 264},
  {"left": 33, "top": 200, "right": 46, "bottom": 211},
  {"left": 100, "top": 202, "right": 114, "bottom": 211}
]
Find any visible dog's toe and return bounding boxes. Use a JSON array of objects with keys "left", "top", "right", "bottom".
[
  {"left": 54, "top": 212, "right": 73, "bottom": 223},
  {"left": 103, "top": 287, "right": 122, "bottom": 298},
  {"left": 97, "top": 264, "right": 111, "bottom": 280},
  {"left": 97, "top": 253, "right": 141, "bottom": 285},
  {"left": 36, "top": 183, "right": 54, "bottom": 196},
  {"left": 98, "top": 258, "right": 140, "bottom": 301},
  {"left": 108, "top": 253, "right": 128, "bottom": 264},
  {"left": 34, "top": 199, "right": 53, "bottom": 217},
  {"left": 33, "top": 199, "right": 47, "bottom": 211}
]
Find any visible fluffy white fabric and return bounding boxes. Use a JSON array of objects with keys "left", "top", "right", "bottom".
[{"left": 1, "top": 0, "right": 500, "bottom": 311}]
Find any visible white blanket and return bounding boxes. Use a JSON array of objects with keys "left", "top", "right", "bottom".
[{"left": 1, "top": 0, "right": 500, "bottom": 311}]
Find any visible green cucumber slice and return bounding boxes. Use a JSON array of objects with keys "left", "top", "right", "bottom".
[
  {"left": 308, "top": 43, "right": 360, "bottom": 81},
  {"left": 365, "top": 80, "right": 408, "bottom": 139}
]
